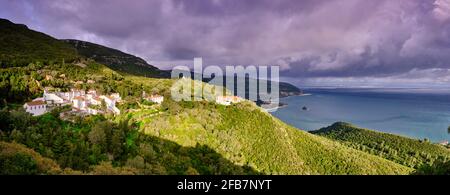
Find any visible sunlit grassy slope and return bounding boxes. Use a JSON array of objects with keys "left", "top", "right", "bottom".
[{"left": 121, "top": 77, "right": 412, "bottom": 175}]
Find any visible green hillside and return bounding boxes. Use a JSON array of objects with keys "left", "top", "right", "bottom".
[
  {"left": 0, "top": 109, "right": 259, "bottom": 175},
  {"left": 0, "top": 141, "right": 61, "bottom": 175},
  {"left": 126, "top": 96, "right": 411, "bottom": 174},
  {"left": 0, "top": 19, "right": 78, "bottom": 67},
  {"left": 0, "top": 18, "right": 415, "bottom": 175},
  {"left": 64, "top": 39, "right": 169, "bottom": 78},
  {"left": 64, "top": 40, "right": 303, "bottom": 97},
  {"left": 0, "top": 17, "right": 303, "bottom": 98},
  {"left": 311, "top": 122, "right": 450, "bottom": 169},
  {"left": 0, "top": 61, "right": 412, "bottom": 174}
]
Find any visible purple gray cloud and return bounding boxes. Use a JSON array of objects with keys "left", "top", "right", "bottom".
[{"left": 1, "top": 0, "right": 450, "bottom": 87}]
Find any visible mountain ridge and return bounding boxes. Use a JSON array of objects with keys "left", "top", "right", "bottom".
[
  {"left": 65, "top": 38, "right": 304, "bottom": 97},
  {"left": 63, "top": 39, "right": 170, "bottom": 78},
  {"left": 0, "top": 17, "right": 303, "bottom": 101},
  {"left": 0, "top": 18, "right": 78, "bottom": 67}
]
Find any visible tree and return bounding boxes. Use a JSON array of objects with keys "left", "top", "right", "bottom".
[
  {"left": 415, "top": 160, "right": 450, "bottom": 175},
  {"left": 52, "top": 134, "right": 67, "bottom": 156},
  {"left": 0, "top": 153, "right": 38, "bottom": 175},
  {"left": 185, "top": 167, "right": 200, "bottom": 175},
  {"left": 111, "top": 128, "right": 125, "bottom": 159},
  {"left": 125, "top": 156, "right": 146, "bottom": 170},
  {"left": 88, "top": 123, "right": 107, "bottom": 150},
  {"left": 90, "top": 161, "right": 137, "bottom": 175},
  {"left": 9, "top": 129, "right": 24, "bottom": 143}
]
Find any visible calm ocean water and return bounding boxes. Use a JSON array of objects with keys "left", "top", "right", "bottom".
[{"left": 271, "top": 88, "right": 450, "bottom": 142}]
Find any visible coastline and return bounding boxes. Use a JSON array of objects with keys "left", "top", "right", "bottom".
[
  {"left": 261, "top": 93, "right": 313, "bottom": 112},
  {"left": 270, "top": 89, "right": 450, "bottom": 143},
  {"left": 288, "top": 93, "right": 312, "bottom": 97}
]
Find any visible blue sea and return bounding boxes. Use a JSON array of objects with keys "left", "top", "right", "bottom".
[{"left": 271, "top": 88, "right": 450, "bottom": 142}]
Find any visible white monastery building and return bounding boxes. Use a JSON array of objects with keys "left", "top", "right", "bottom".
[
  {"left": 24, "top": 88, "right": 122, "bottom": 116},
  {"left": 23, "top": 100, "right": 47, "bottom": 116}
]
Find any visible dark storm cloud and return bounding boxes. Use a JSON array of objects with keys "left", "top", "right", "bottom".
[
  {"left": 171, "top": 0, "right": 325, "bottom": 17},
  {"left": 1, "top": 0, "right": 450, "bottom": 85},
  {"left": 164, "top": 47, "right": 200, "bottom": 60}
]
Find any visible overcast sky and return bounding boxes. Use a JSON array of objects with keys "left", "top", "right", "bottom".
[{"left": 1, "top": 0, "right": 450, "bottom": 88}]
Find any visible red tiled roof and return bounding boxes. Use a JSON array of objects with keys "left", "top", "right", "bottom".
[
  {"left": 25, "top": 100, "right": 46, "bottom": 106},
  {"left": 73, "top": 96, "right": 85, "bottom": 100}
]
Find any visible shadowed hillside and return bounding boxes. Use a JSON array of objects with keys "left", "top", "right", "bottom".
[
  {"left": 0, "top": 19, "right": 78, "bottom": 67},
  {"left": 0, "top": 141, "right": 61, "bottom": 175},
  {"left": 312, "top": 122, "right": 450, "bottom": 169},
  {"left": 64, "top": 39, "right": 170, "bottom": 78}
]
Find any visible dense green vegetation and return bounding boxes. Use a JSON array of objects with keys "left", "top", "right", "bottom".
[
  {"left": 0, "top": 141, "right": 60, "bottom": 175},
  {"left": 0, "top": 66, "right": 42, "bottom": 103},
  {"left": 415, "top": 160, "right": 450, "bottom": 175},
  {"left": 0, "top": 59, "right": 413, "bottom": 175},
  {"left": 127, "top": 95, "right": 411, "bottom": 175},
  {"left": 0, "top": 109, "right": 258, "bottom": 175},
  {"left": 311, "top": 122, "right": 450, "bottom": 170},
  {"left": 0, "top": 99, "right": 412, "bottom": 175},
  {"left": 64, "top": 39, "right": 169, "bottom": 78},
  {"left": 0, "top": 19, "right": 78, "bottom": 67},
  {"left": 0, "top": 60, "right": 172, "bottom": 105}
]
